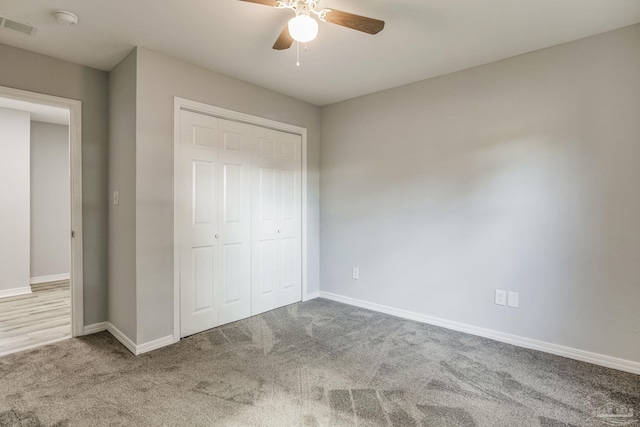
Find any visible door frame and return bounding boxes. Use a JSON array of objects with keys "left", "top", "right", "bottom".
[
  {"left": 172, "top": 97, "right": 309, "bottom": 343},
  {"left": 0, "top": 85, "right": 84, "bottom": 337}
]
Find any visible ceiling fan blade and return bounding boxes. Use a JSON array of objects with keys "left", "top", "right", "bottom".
[
  {"left": 273, "top": 25, "right": 294, "bottom": 50},
  {"left": 237, "top": 0, "right": 280, "bottom": 6},
  {"left": 324, "top": 9, "right": 385, "bottom": 35}
]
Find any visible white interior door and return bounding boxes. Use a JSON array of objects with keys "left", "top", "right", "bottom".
[
  {"left": 251, "top": 126, "right": 302, "bottom": 315},
  {"left": 276, "top": 131, "right": 302, "bottom": 307},
  {"left": 179, "top": 111, "right": 219, "bottom": 337},
  {"left": 216, "top": 119, "right": 252, "bottom": 325}
]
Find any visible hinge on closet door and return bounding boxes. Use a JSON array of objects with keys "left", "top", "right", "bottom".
[{"left": 71, "top": 230, "right": 75, "bottom": 238}]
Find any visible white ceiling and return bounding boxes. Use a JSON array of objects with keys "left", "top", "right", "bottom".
[{"left": 1, "top": 0, "right": 639, "bottom": 106}]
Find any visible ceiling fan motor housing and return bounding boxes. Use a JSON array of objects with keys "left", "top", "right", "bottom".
[{"left": 289, "top": 0, "right": 315, "bottom": 17}]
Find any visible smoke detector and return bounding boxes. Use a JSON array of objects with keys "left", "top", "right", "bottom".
[{"left": 54, "top": 10, "right": 79, "bottom": 26}]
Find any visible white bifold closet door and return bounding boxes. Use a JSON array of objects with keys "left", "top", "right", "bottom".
[
  {"left": 251, "top": 126, "right": 302, "bottom": 315},
  {"left": 178, "top": 109, "right": 302, "bottom": 338},
  {"left": 179, "top": 111, "right": 252, "bottom": 338}
]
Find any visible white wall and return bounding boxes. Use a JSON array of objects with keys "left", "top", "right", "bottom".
[
  {"left": 30, "top": 121, "right": 70, "bottom": 280},
  {"left": 108, "top": 49, "right": 138, "bottom": 341},
  {"left": 0, "top": 107, "right": 31, "bottom": 294},
  {"left": 0, "top": 43, "right": 109, "bottom": 325},
  {"left": 320, "top": 24, "right": 640, "bottom": 363}
]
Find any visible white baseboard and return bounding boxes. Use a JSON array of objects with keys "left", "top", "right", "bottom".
[
  {"left": 83, "top": 321, "right": 173, "bottom": 356},
  {"left": 83, "top": 322, "right": 108, "bottom": 335},
  {"left": 30, "top": 273, "right": 71, "bottom": 285},
  {"left": 0, "top": 286, "right": 32, "bottom": 298},
  {"left": 136, "top": 335, "right": 175, "bottom": 355},
  {"left": 319, "top": 291, "right": 640, "bottom": 376},
  {"left": 304, "top": 291, "right": 320, "bottom": 301},
  {"left": 105, "top": 323, "right": 137, "bottom": 354}
]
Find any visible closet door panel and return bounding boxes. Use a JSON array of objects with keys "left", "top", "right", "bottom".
[
  {"left": 280, "top": 237, "right": 296, "bottom": 290},
  {"left": 217, "top": 119, "right": 252, "bottom": 324},
  {"left": 281, "top": 170, "right": 296, "bottom": 221},
  {"left": 254, "top": 238, "right": 277, "bottom": 314},
  {"left": 221, "top": 243, "right": 242, "bottom": 304},
  {"left": 179, "top": 111, "right": 220, "bottom": 338},
  {"left": 252, "top": 129, "right": 279, "bottom": 314},
  {"left": 251, "top": 126, "right": 302, "bottom": 313},
  {"left": 275, "top": 132, "right": 302, "bottom": 307},
  {"left": 192, "top": 246, "right": 215, "bottom": 312},
  {"left": 259, "top": 167, "right": 276, "bottom": 222}
]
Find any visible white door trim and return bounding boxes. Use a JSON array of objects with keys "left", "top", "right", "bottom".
[
  {"left": 0, "top": 85, "right": 84, "bottom": 337},
  {"left": 173, "top": 97, "right": 309, "bottom": 343}
]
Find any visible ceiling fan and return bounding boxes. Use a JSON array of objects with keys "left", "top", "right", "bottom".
[{"left": 238, "top": 0, "right": 385, "bottom": 50}]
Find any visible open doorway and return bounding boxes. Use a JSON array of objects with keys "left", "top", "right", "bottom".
[{"left": 0, "top": 86, "right": 83, "bottom": 356}]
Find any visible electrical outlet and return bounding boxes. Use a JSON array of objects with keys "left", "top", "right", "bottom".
[
  {"left": 113, "top": 191, "right": 119, "bottom": 205},
  {"left": 495, "top": 289, "right": 507, "bottom": 306},
  {"left": 508, "top": 292, "right": 519, "bottom": 308},
  {"left": 352, "top": 267, "right": 359, "bottom": 280}
]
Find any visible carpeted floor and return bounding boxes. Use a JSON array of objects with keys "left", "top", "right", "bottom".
[{"left": 0, "top": 298, "right": 638, "bottom": 426}]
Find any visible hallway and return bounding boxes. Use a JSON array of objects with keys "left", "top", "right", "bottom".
[{"left": 0, "top": 280, "right": 70, "bottom": 356}]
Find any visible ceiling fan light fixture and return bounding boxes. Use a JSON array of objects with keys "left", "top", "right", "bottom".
[{"left": 288, "top": 14, "right": 318, "bottom": 43}]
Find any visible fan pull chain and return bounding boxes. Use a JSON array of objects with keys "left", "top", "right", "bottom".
[{"left": 295, "top": 42, "right": 309, "bottom": 67}]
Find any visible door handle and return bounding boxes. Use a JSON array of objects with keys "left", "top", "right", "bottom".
[
  {"left": 215, "top": 234, "right": 219, "bottom": 239},
  {"left": 277, "top": 229, "right": 281, "bottom": 234}
]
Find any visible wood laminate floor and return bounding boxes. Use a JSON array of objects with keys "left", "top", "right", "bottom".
[{"left": 0, "top": 280, "right": 70, "bottom": 357}]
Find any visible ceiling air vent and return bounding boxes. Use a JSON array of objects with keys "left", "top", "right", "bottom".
[{"left": 0, "top": 16, "right": 38, "bottom": 36}]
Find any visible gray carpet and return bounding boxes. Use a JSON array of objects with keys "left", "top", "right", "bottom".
[{"left": 0, "top": 299, "right": 637, "bottom": 426}]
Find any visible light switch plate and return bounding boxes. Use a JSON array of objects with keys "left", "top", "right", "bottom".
[
  {"left": 495, "top": 289, "right": 507, "bottom": 306},
  {"left": 508, "top": 292, "right": 519, "bottom": 308},
  {"left": 113, "top": 191, "right": 119, "bottom": 205},
  {"left": 352, "top": 267, "right": 359, "bottom": 280}
]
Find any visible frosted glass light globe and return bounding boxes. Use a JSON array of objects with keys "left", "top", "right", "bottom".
[{"left": 288, "top": 14, "right": 318, "bottom": 43}]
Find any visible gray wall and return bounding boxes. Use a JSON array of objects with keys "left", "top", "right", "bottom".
[
  {"left": 133, "top": 47, "right": 321, "bottom": 343},
  {"left": 108, "top": 49, "right": 138, "bottom": 340},
  {"left": 30, "top": 121, "right": 70, "bottom": 279},
  {"left": 0, "top": 44, "right": 109, "bottom": 325},
  {"left": 0, "top": 107, "right": 30, "bottom": 292},
  {"left": 320, "top": 24, "right": 640, "bottom": 362}
]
